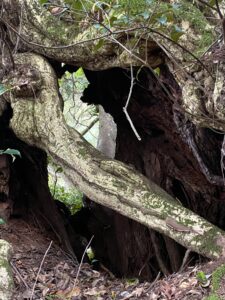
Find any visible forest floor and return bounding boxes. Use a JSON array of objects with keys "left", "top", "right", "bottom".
[{"left": 0, "top": 218, "right": 223, "bottom": 300}]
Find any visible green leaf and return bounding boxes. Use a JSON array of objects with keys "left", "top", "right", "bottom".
[
  {"left": 75, "top": 68, "right": 84, "bottom": 78},
  {"left": 154, "top": 67, "right": 161, "bottom": 76},
  {"left": 170, "top": 25, "right": 184, "bottom": 42},
  {"left": 0, "top": 218, "right": 5, "bottom": 225},
  {"left": 170, "top": 31, "right": 184, "bottom": 42},
  {"left": 197, "top": 271, "right": 207, "bottom": 284},
  {"left": 39, "top": 0, "right": 48, "bottom": 4},
  {"left": 56, "top": 166, "right": 63, "bottom": 173},
  {"left": 140, "top": 11, "right": 150, "bottom": 20},
  {"left": 3, "top": 148, "right": 21, "bottom": 158},
  {"left": 157, "top": 16, "right": 167, "bottom": 25},
  {"left": 109, "top": 16, "right": 117, "bottom": 27},
  {"left": 1, "top": 148, "right": 21, "bottom": 162},
  {"left": 94, "top": 39, "right": 104, "bottom": 51},
  {"left": 0, "top": 84, "right": 10, "bottom": 96}
]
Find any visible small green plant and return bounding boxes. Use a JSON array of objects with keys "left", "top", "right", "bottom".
[
  {"left": 197, "top": 271, "right": 208, "bottom": 285},
  {"left": 205, "top": 295, "right": 221, "bottom": 300}
]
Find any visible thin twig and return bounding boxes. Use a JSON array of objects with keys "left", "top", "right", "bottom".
[
  {"left": 179, "top": 249, "right": 191, "bottom": 272},
  {"left": 10, "top": 261, "right": 30, "bottom": 289},
  {"left": 81, "top": 117, "right": 99, "bottom": 136},
  {"left": 30, "top": 241, "right": 53, "bottom": 300},
  {"left": 196, "top": 0, "right": 218, "bottom": 12},
  {"left": 215, "top": 0, "right": 223, "bottom": 19},
  {"left": 13, "top": 1, "right": 24, "bottom": 54},
  {"left": 73, "top": 235, "right": 94, "bottom": 287},
  {"left": 146, "top": 272, "right": 161, "bottom": 293},
  {"left": 122, "top": 63, "right": 141, "bottom": 141}
]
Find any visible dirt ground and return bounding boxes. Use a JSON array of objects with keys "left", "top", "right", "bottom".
[{"left": 0, "top": 218, "right": 220, "bottom": 300}]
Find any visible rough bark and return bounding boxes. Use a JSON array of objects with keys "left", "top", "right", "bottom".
[
  {"left": 2, "top": 0, "right": 225, "bottom": 280},
  {"left": 3, "top": 52, "right": 225, "bottom": 261},
  {"left": 1, "top": 0, "right": 162, "bottom": 70},
  {"left": 0, "top": 239, "right": 13, "bottom": 300},
  {"left": 82, "top": 66, "right": 225, "bottom": 278}
]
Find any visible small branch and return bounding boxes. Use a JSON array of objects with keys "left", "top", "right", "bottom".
[
  {"left": 30, "top": 241, "right": 53, "bottom": 300},
  {"left": 179, "top": 249, "right": 191, "bottom": 272},
  {"left": 122, "top": 63, "right": 141, "bottom": 141},
  {"left": 196, "top": 0, "right": 218, "bottom": 12},
  {"left": 10, "top": 261, "right": 30, "bottom": 289},
  {"left": 215, "top": 0, "right": 224, "bottom": 19},
  {"left": 81, "top": 117, "right": 99, "bottom": 136},
  {"left": 73, "top": 235, "right": 94, "bottom": 286}
]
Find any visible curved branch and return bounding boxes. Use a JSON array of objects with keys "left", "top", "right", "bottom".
[
  {"left": 5, "top": 53, "right": 225, "bottom": 260},
  {"left": 1, "top": 0, "right": 162, "bottom": 70}
]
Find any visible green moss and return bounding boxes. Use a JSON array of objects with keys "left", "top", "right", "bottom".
[
  {"left": 0, "top": 258, "right": 14, "bottom": 288},
  {"left": 212, "top": 264, "right": 225, "bottom": 291},
  {"left": 204, "top": 264, "right": 225, "bottom": 300},
  {"left": 78, "top": 148, "right": 88, "bottom": 158},
  {"left": 112, "top": 179, "right": 127, "bottom": 190},
  {"left": 204, "top": 295, "right": 221, "bottom": 300}
]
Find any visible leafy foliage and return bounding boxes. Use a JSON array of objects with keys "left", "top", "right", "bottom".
[
  {"left": 49, "top": 184, "right": 83, "bottom": 214},
  {"left": 197, "top": 271, "right": 208, "bottom": 284}
]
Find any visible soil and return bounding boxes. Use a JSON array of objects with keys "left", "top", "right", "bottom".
[{"left": 0, "top": 218, "right": 221, "bottom": 300}]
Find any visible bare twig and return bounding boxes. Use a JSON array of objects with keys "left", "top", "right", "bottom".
[
  {"left": 30, "top": 241, "right": 53, "bottom": 300},
  {"left": 10, "top": 261, "right": 30, "bottom": 289},
  {"left": 13, "top": 1, "right": 24, "bottom": 54},
  {"left": 196, "top": 0, "right": 218, "bottom": 12},
  {"left": 145, "top": 272, "right": 161, "bottom": 293},
  {"left": 73, "top": 235, "right": 94, "bottom": 287},
  {"left": 179, "top": 249, "right": 191, "bottom": 272},
  {"left": 123, "top": 63, "right": 141, "bottom": 141},
  {"left": 81, "top": 117, "right": 99, "bottom": 136},
  {"left": 215, "top": 0, "right": 224, "bottom": 19}
]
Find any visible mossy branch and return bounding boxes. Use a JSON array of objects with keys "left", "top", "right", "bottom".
[{"left": 6, "top": 53, "right": 225, "bottom": 260}]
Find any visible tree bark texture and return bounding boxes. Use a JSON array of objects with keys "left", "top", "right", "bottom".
[
  {"left": 2, "top": 0, "right": 225, "bottom": 280},
  {"left": 2, "top": 53, "right": 225, "bottom": 267}
]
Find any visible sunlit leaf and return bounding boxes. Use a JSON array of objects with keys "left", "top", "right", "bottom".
[
  {"left": 75, "top": 68, "right": 84, "bottom": 78},
  {"left": 154, "top": 67, "right": 161, "bottom": 76}
]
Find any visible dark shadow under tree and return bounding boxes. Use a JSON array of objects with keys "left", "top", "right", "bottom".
[{"left": 81, "top": 66, "right": 225, "bottom": 280}]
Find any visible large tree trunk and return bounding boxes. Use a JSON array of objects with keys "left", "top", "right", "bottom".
[
  {"left": 82, "top": 66, "right": 225, "bottom": 279},
  {"left": 2, "top": 0, "right": 225, "bottom": 281},
  {"left": 2, "top": 52, "right": 225, "bottom": 274}
]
